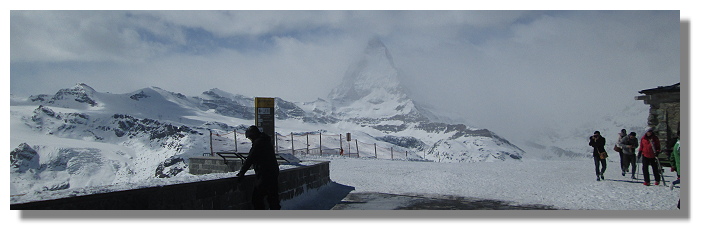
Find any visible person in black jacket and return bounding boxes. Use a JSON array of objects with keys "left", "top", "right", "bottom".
[
  {"left": 617, "top": 129, "right": 627, "bottom": 175},
  {"left": 619, "top": 132, "right": 639, "bottom": 179},
  {"left": 237, "top": 126, "right": 281, "bottom": 210},
  {"left": 589, "top": 131, "right": 607, "bottom": 181}
]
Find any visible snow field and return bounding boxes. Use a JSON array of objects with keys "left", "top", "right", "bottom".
[{"left": 300, "top": 155, "right": 681, "bottom": 210}]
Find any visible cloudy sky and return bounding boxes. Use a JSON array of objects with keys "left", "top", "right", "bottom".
[{"left": 9, "top": 10, "right": 682, "bottom": 142}]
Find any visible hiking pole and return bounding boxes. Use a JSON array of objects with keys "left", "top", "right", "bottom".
[
  {"left": 649, "top": 139, "right": 668, "bottom": 187},
  {"left": 635, "top": 153, "right": 641, "bottom": 182},
  {"left": 655, "top": 157, "right": 669, "bottom": 187}
]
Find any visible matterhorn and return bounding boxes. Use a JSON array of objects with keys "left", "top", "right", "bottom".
[{"left": 310, "top": 38, "right": 524, "bottom": 162}]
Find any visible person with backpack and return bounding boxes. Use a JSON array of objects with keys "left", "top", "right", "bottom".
[
  {"left": 589, "top": 131, "right": 607, "bottom": 181},
  {"left": 638, "top": 127, "right": 661, "bottom": 186},
  {"left": 616, "top": 129, "right": 628, "bottom": 175},
  {"left": 237, "top": 125, "right": 281, "bottom": 210},
  {"left": 619, "top": 132, "right": 639, "bottom": 179}
]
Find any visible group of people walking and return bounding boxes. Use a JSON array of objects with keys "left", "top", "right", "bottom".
[{"left": 589, "top": 127, "right": 680, "bottom": 187}]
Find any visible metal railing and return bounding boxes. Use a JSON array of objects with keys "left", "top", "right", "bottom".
[{"left": 208, "top": 129, "right": 418, "bottom": 160}]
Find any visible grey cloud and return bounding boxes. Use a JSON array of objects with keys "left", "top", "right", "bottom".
[
  {"left": 11, "top": 11, "right": 171, "bottom": 63},
  {"left": 10, "top": 11, "right": 680, "bottom": 145}
]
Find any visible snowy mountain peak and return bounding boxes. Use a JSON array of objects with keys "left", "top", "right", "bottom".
[
  {"left": 365, "top": 37, "right": 395, "bottom": 67},
  {"left": 46, "top": 83, "right": 100, "bottom": 108},
  {"left": 11, "top": 143, "right": 40, "bottom": 173},
  {"left": 202, "top": 88, "right": 230, "bottom": 98},
  {"left": 328, "top": 38, "right": 416, "bottom": 118},
  {"left": 59, "top": 83, "right": 98, "bottom": 98}
]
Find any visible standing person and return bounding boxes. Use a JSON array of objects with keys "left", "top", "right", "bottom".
[
  {"left": 620, "top": 132, "right": 639, "bottom": 179},
  {"left": 589, "top": 131, "right": 607, "bottom": 181},
  {"left": 670, "top": 129, "right": 680, "bottom": 208},
  {"left": 616, "top": 129, "right": 628, "bottom": 175},
  {"left": 638, "top": 127, "right": 661, "bottom": 186},
  {"left": 237, "top": 125, "right": 281, "bottom": 210}
]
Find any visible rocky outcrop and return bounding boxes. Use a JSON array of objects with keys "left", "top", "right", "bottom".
[{"left": 11, "top": 143, "right": 40, "bottom": 173}]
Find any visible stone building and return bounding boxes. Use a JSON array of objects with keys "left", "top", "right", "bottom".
[{"left": 635, "top": 83, "right": 680, "bottom": 157}]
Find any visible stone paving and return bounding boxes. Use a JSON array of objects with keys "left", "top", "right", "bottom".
[{"left": 331, "top": 192, "right": 559, "bottom": 210}]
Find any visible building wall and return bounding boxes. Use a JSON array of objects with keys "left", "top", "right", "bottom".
[
  {"left": 10, "top": 161, "right": 330, "bottom": 210},
  {"left": 648, "top": 102, "right": 680, "bottom": 141},
  {"left": 641, "top": 92, "right": 679, "bottom": 167}
]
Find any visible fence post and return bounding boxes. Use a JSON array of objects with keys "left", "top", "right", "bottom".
[
  {"left": 339, "top": 134, "right": 343, "bottom": 154},
  {"left": 319, "top": 132, "right": 323, "bottom": 155},
  {"left": 355, "top": 140, "right": 359, "bottom": 158},
  {"left": 209, "top": 129, "right": 214, "bottom": 157},
  {"left": 391, "top": 146, "right": 394, "bottom": 160},
  {"left": 306, "top": 133, "right": 309, "bottom": 155},
  {"left": 291, "top": 132, "right": 295, "bottom": 156},
  {"left": 374, "top": 143, "right": 377, "bottom": 158},
  {"left": 234, "top": 131, "right": 238, "bottom": 152}
]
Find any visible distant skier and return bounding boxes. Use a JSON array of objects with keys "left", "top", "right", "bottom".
[
  {"left": 619, "top": 132, "right": 639, "bottom": 179},
  {"left": 638, "top": 127, "right": 661, "bottom": 186},
  {"left": 589, "top": 131, "right": 607, "bottom": 181},
  {"left": 237, "top": 125, "right": 281, "bottom": 210}
]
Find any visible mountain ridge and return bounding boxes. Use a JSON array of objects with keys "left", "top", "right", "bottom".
[{"left": 10, "top": 39, "right": 528, "bottom": 196}]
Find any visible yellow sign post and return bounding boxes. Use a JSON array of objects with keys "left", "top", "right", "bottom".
[{"left": 255, "top": 97, "right": 276, "bottom": 147}]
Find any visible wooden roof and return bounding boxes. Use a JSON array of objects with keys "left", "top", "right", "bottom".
[{"left": 638, "top": 83, "right": 680, "bottom": 94}]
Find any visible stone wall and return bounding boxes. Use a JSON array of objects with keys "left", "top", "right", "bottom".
[
  {"left": 648, "top": 102, "right": 680, "bottom": 146},
  {"left": 189, "top": 156, "right": 243, "bottom": 175},
  {"left": 10, "top": 161, "right": 330, "bottom": 210},
  {"left": 640, "top": 91, "right": 679, "bottom": 167}
]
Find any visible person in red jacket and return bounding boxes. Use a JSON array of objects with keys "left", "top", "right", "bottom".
[{"left": 638, "top": 127, "right": 661, "bottom": 186}]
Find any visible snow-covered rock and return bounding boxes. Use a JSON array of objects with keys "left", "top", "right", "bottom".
[{"left": 10, "top": 143, "right": 40, "bottom": 173}]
